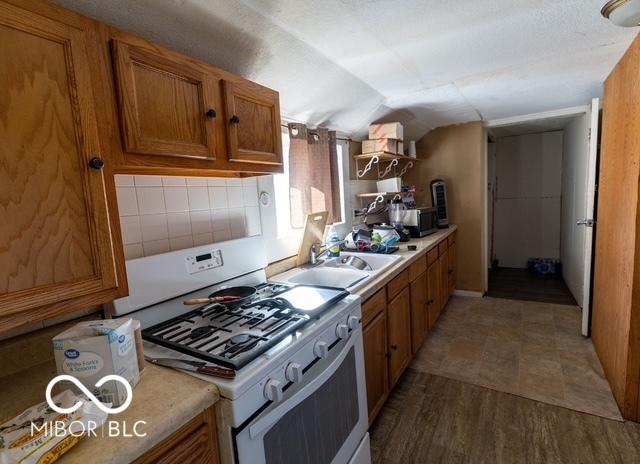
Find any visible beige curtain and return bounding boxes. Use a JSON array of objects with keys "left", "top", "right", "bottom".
[{"left": 288, "top": 123, "right": 342, "bottom": 228}]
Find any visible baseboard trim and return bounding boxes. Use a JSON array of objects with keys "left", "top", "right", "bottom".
[{"left": 452, "top": 289, "right": 484, "bottom": 298}]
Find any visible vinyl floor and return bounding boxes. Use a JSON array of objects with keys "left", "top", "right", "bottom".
[
  {"left": 369, "top": 369, "right": 640, "bottom": 464},
  {"left": 488, "top": 267, "right": 577, "bottom": 306},
  {"left": 411, "top": 296, "right": 621, "bottom": 421}
]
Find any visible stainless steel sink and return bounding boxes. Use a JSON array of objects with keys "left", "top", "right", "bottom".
[{"left": 272, "top": 252, "right": 403, "bottom": 291}]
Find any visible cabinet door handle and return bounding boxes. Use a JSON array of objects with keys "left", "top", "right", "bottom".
[
  {"left": 390, "top": 344, "right": 398, "bottom": 351},
  {"left": 230, "top": 115, "right": 240, "bottom": 125},
  {"left": 448, "top": 270, "right": 453, "bottom": 274},
  {"left": 89, "top": 157, "right": 105, "bottom": 170},
  {"left": 205, "top": 109, "right": 217, "bottom": 119}
]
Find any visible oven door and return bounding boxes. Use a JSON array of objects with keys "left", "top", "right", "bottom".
[{"left": 234, "top": 329, "right": 368, "bottom": 464}]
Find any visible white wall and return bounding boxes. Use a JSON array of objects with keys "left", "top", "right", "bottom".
[
  {"left": 560, "top": 114, "right": 589, "bottom": 307},
  {"left": 493, "top": 132, "right": 563, "bottom": 268}
]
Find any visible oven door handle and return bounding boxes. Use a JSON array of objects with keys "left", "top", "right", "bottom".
[{"left": 249, "top": 332, "right": 359, "bottom": 439}]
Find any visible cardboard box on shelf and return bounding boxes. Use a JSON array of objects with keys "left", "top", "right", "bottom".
[
  {"left": 369, "top": 122, "right": 403, "bottom": 141},
  {"left": 362, "top": 138, "right": 402, "bottom": 154}
]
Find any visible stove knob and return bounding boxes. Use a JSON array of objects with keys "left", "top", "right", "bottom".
[
  {"left": 313, "top": 341, "right": 329, "bottom": 359},
  {"left": 335, "top": 323, "right": 349, "bottom": 340},
  {"left": 285, "top": 362, "right": 303, "bottom": 383},
  {"left": 347, "top": 315, "right": 360, "bottom": 330},
  {"left": 264, "top": 379, "right": 283, "bottom": 402}
]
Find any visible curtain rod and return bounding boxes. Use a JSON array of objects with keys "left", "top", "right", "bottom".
[{"left": 280, "top": 123, "right": 352, "bottom": 142}]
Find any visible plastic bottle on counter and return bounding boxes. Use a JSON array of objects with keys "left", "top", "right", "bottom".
[{"left": 326, "top": 226, "right": 341, "bottom": 258}]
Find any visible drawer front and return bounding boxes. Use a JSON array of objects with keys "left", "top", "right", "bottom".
[
  {"left": 387, "top": 269, "right": 409, "bottom": 302},
  {"left": 427, "top": 247, "right": 439, "bottom": 266},
  {"left": 438, "top": 241, "right": 448, "bottom": 256},
  {"left": 408, "top": 255, "right": 427, "bottom": 282},
  {"left": 362, "top": 288, "right": 386, "bottom": 327},
  {"left": 448, "top": 231, "right": 456, "bottom": 247}
]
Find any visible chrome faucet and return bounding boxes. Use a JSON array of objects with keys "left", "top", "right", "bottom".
[{"left": 310, "top": 242, "right": 329, "bottom": 265}]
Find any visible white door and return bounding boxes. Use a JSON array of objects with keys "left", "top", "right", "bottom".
[
  {"left": 580, "top": 98, "right": 600, "bottom": 336},
  {"left": 560, "top": 99, "right": 599, "bottom": 335}
]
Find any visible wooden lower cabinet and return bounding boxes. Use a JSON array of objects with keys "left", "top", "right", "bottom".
[
  {"left": 387, "top": 287, "right": 412, "bottom": 389},
  {"left": 363, "top": 309, "right": 388, "bottom": 423},
  {"left": 410, "top": 271, "right": 428, "bottom": 354},
  {"left": 439, "top": 249, "right": 450, "bottom": 309},
  {"left": 427, "top": 262, "right": 441, "bottom": 328},
  {"left": 362, "top": 234, "right": 455, "bottom": 425},
  {"left": 134, "top": 407, "right": 219, "bottom": 464},
  {"left": 448, "top": 241, "right": 457, "bottom": 295}
]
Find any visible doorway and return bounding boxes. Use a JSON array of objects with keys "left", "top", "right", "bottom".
[{"left": 484, "top": 102, "right": 600, "bottom": 335}]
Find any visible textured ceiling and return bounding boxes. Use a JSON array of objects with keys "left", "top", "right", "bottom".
[{"left": 54, "top": 0, "right": 638, "bottom": 141}]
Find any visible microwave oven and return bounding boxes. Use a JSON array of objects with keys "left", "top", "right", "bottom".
[{"left": 404, "top": 207, "right": 439, "bottom": 237}]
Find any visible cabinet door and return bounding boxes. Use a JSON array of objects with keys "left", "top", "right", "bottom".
[
  {"left": 387, "top": 286, "right": 412, "bottom": 389},
  {"left": 0, "top": 2, "right": 117, "bottom": 320},
  {"left": 427, "top": 262, "right": 440, "bottom": 328},
  {"left": 410, "top": 271, "right": 428, "bottom": 354},
  {"left": 133, "top": 407, "right": 219, "bottom": 464},
  {"left": 448, "top": 241, "right": 456, "bottom": 295},
  {"left": 223, "top": 80, "right": 282, "bottom": 165},
  {"left": 111, "top": 38, "right": 221, "bottom": 160},
  {"left": 439, "top": 249, "right": 449, "bottom": 309},
  {"left": 363, "top": 310, "right": 388, "bottom": 424}
]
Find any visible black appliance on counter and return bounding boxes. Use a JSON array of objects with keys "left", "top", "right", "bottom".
[
  {"left": 430, "top": 179, "right": 450, "bottom": 228},
  {"left": 404, "top": 207, "right": 439, "bottom": 238}
]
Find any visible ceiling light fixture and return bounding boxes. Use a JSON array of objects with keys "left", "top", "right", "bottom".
[{"left": 602, "top": 0, "right": 640, "bottom": 27}]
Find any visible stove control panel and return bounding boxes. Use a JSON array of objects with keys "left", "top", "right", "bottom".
[{"left": 185, "top": 249, "right": 223, "bottom": 274}]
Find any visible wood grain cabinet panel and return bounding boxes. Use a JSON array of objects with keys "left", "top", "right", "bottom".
[
  {"left": 448, "top": 241, "right": 456, "bottom": 295},
  {"left": 133, "top": 407, "right": 219, "bottom": 464},
  {"left": 111, "top": 39, "right": 222, "bottom": 160},
  {"left": 363, "top": 310, "right": 388, "bottom": 425},
  {"left": 427, "top": 261, "right": 441, "bottom": 328},
  {"left": 0, "top": 1, "right": 118, "bottom": 322},
  {"left": 223, "top": 80, "right": 282, "bottom": 166},
  {"left": 439, "top": 249, "right": 450, "bottom": 309},
  {"left": 362, "top": 288, "right": 386, "bottom": 327},
  {"left": 410, "top": 271, "right": 428, "bottom": 354},
  {"left": 387, "top": 269, "right": 409, "bottom": 302},
  {"left": 387, "top": 287, "right": 412, "bottom": 389}
]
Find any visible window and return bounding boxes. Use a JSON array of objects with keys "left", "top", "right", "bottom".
[{"left": 258, "top": 129, "right": 350, "bottom": 263}]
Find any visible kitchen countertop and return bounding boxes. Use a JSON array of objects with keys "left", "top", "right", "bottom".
[
  {"left": 0, "top": 360, "right": 219, "bottom": 463},
  {"left": 354, "top": 226, "right": 457, "bottom": 301}
]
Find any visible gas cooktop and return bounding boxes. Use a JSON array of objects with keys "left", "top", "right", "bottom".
[{"left": 141, "top": 283, "right": 348, "bottom": 369}]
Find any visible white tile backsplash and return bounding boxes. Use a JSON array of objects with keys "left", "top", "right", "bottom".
[
  {"left": 140, "top": 213, "right": 169, "bottom": 241},
  {"left": 116, "top": 174, "right": 262, "bottom": 258},
  {"left": 164, "top": 186, "right": 189, "bottom": 212},
  {"left": 116, "top": 187, "right": 138, "bottom": 216},
  {"left": 187, "top": 186, "right": 210, "bottom": 210},
  {"left": 167, "top": 211, "right": 192, "bottom": 237},
  {"left": 227, "top": 186, "right": 244, "bottom": 208},
  {"left": 137, "top": 187, "right": 166, "bottom": 214},
  {"left": 190, "top": 210, "right": 212, "bottom": 234},
  {"left": 120, "top": 216, "right": 142, "bottom": 245},
  {"left": 209, "top": 186, "right": 228, "bottom": 209}
]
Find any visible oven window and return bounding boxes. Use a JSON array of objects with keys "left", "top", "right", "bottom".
[{"left": 263, "top": 348, "right": 359, "bottom": 464}]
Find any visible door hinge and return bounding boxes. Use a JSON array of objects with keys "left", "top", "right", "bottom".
[{"left": 576, "top": 219, "right": 596, "bottom": 227}]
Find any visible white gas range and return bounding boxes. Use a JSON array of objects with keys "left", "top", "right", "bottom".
[{"left": 107, "top": 236, "right": 371, "bottom": 464}]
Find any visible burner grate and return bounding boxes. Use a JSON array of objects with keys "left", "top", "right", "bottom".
[{"left": 142, "top": 293, "right": 310, "bottom": 369}]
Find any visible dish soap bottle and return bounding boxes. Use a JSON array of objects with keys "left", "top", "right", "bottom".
[{"left": 326, "top": 226, "right": 341, "bottom": 258}]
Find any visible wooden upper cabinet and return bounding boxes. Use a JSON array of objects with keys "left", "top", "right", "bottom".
[
  {"left": 223, "top": 80, "right": 283, "bottom": 165},
  {"left": 0, "top": 1, "right": 118, "bottom": 324},
  {"left": 111, "top": 38, "right": 222, "bottom": 160}
]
